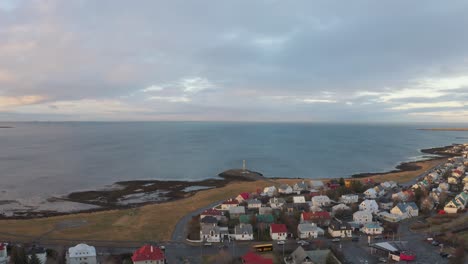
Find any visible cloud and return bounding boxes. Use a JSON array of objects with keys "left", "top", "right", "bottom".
[
  {"left": 141, "top": 85, "right": 164, "bottom": 93},
  {"left": 148, "top": 96, "right": 191, "bottom": 103},
  {"left": 391, "top": 101, "right": 466, "bottom": 110},
  {"left": 180, "top": 77, "right": 214, "bottom": 93},
  {"left": 0, "top": 95, "right": 45, "bottom": 109}
]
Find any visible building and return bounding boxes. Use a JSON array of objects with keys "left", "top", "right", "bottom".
[
  {"left": 390, "top": 202, "right": 419, "bottom": 219},
  {"left": 67, "top": 244, "right": 97, "bottom": 264},
  {"left": 234, "top": 224, "right": 254, "bottom": 241},
  {"left": 293, "top": 181, "right": 309, "bottom": 194},
  {"left": 378, "top": 197, "right": 394, "bottom": 210},
  {"left": 279, "top": 184, "right": 293, "bottom": 194},
  {"left": 200, "top": 223, "right": 221, "bottom": 242},
  {"left": 131, "top": 245, "right": 165, "bottom": 264},
  {"left": 300, "top": 211, "right": 331, "bottom": 226},
  {"left": 293, "top": 196, "right": 306, "bottom": 204},
  {"left": 246, "top": 199, "right": 262, "bottom": 209},
  {"left": 341, "top": 194, "right": 359, "bottom": 204},
  {"left": 353, "top": 211, "right": 373, "bottom": 224},
  {"left": 359, "top": 199, "right": 379, "bottom": 213},
  {"left": 364, "top": 188, "right": 377, "bottom": 199},
  {"left": 221, "top": 199, "right": 239, "bottom": 210},
  {"left": 297, "top": 223, "right": 324, "bottom": 239},
  {"left": 310, "top": 180, "right": 325, "bottom": 190},
  {"left": 229, "top": 206, "right": 246, "bottom": 218},
  {"left": 200, "top": 209, "right": 223, "bottom": 220},
  {"left": 259, "top": 206, "right": 273, "bottom": 215},
  {"left": 377, "top": 212, "right": 401, "bottom": 222},
  {"left": 444, "top": 191, "right": 468, "bottom": 213},
  {"left": 0, "top": 243, "right": 7, "bottom": 264},
  {"left": 200, "top": 216, "right": 218, "bottom": 225},
  {"left": 236, "top": 193, "right": 250, "bottom": 203},
  {"left": 328, "top": 219, "right": 352, "bottom": 238},
  {"left": 262, "top": 186, "right": 277, "bottom": 197},
  {"left": 270, "top": 224, "right": 288, "bottom": 240},
  {"left": 331, "top": 204, "right": 350, "bottom": 215},
  {"left": 286, "top": 247, "right": 338, "bottom": 264},
  {"left": 362, "top": 222, "right": 384, "bottom": 235},
  {"left": 269, "top": 197, "right": 286, "bottom": 209},
  {"left": 311, "top": 195, "right": 331, "bottom": 207}
]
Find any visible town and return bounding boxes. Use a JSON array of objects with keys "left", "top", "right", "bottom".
[{"left": 1, "top": 143, "right": 467, "bottom": 264}]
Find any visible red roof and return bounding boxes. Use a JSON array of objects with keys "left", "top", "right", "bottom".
[
  {"left": 222, "top": 199, "right": 239, "bottom": 205},
  {"left": 242, "top": 252, "right": 273, "bottom": 264},
  {"left": 270, "top": 224, "right": 287, "bottom": 233},
  {"left": 238, "top": 192, "right": 250, "bottom": 200},
  {"left": 301, "top": 211, "right": 331, "bottom": 221},
  {"left": 201, "top": 209, "right": 222, "bottom": 216},
  {"left": 131, "top": 245, "right": 165, "bottom": 262},
  {"left": 0, "top": 243, "right": 5, "bottom": 250}
]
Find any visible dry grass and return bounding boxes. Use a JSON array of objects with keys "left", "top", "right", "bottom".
[{"left": 0, "top": 180, "right": 271, "bottom": 242}]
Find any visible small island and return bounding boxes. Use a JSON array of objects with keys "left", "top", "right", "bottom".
[{"left": 418, "top": 128, "right": 468, "bottom": 131}]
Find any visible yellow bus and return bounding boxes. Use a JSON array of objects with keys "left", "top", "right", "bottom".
[{"left": 252, "top": 244, "right": 273, "bottom": 252}]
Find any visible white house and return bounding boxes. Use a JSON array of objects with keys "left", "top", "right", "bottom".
[
  {"left": 278, "top": 184, "right": 293, "bottom": 194},
  {"left": 293, "top": 181, "right": 309, "bottom": 194},
  {"left": 67, "top": 244, "right": 97, "bottom": 264},
  {"left": 228, "top": 206, "right": 246, "bottom": 218},
  {"left": 246, "top": 199, "right": 262, "bottom": 209},
  {"left": 262, "top": 186, "right": 277, "bottom": 197},
  {"left": 390, "top": 202, "right": 419, "bottom": 219},
  {"left": 297, "top": 223, "right": 325, "bottom": 239},
  {"left": 270, "top": 224, "right": 288, "bottom": 240},
  {"left": 293, "top": 196, "right": 306, "bottom": 204},
  {"left": 310, "top": 180, "right": 325, "bottom": 190},
  {"left": 200, "top": 223, "right": 222, "bottom": 242},
  {"left": 341, "top": 194, "right": 359, "bottom": 204},
  {"left": 221, "top": 199, "right": 239, "bottom": 210},
  {"left": 448, "top": 177, "right": 459, "bottom": 184},
  {"left": 328, "top": 220, "right": 352, "bottom": 238},
  {"left": 234, "top": 224, "right": 254, "bottom": 241},
  {"left": 364, "top": 188, "right": 377, "bottom": 199},
  {"left": 353, "top": 211, "right": 373, "bottom": 224},
  {"left": 0, "top": 243, "right": 7, "bottom": 264},
  {"left": 308, "top": 203, "right": 323, "bottom": 213},
  {"left": 444, "top": 192, "right": 468, "bottom": 213},
  {"left": 259, "top": 206, "right": 273, "bottom": 215},
  {"left": 359, "top": 199, "right": 379, "bottom": 213},
  {"left": 377, "top": 212, "right": 401, "bottom": 222},
  {"left": 362, "top": 222, "right": 384, "bottom": 235},
  {"left": 312, "top": 195, "right": 331, "bottom": 207},
  {"left": 269, "top": 197, "right": 285, "bottom": 209}
]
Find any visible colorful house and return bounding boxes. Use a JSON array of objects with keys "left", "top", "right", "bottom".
[{"left": 131, "top": 245, "right": 165, "bottom": 264}]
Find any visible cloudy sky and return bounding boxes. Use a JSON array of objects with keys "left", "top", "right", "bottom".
[{"left": 1, "top": 0, "right": 468, "bottom": 122}]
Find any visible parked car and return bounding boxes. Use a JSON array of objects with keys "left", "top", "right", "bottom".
[
  {"left": 432, "top": 241, "right": 440, "bottom": 246},
  {"left": 374, "top": 235, "right": 384, "bottom": 240},
  {"left": 378, "top": 257, "right": 387, "bottom": 263},
  {"left": 332, "top": 238, "right": 341, "bottom": 242},
  {"left": 297, "top": 240, "right": 310, "bottom": 246},
  {"left": 426, "top": 237, "right": 433, "bottom": 241},
  {"left": 204, "top": 243, "right": 212, "bottom": 246},
  {"left": 352, "top": 237, "right": 359, "bottom": 242},
  {"left": 277, "top": 241, "right": 285, "bottom": 245},
  {"left": 440, "top": 252, "right": 449, "bottom": 258}
]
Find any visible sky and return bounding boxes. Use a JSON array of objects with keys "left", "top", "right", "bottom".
[{"left": 1, "top": 0, "right": 468, "bottom": 122}]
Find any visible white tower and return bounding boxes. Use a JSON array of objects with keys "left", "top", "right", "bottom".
[{"left": 242, "top": 160, "right": 246, "bottom": 172}]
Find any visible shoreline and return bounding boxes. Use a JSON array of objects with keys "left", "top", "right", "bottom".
[{"left": 0, "top": 144, "right": 462, "bottom": 220}]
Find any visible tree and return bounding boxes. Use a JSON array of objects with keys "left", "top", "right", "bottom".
[
  {"left": 338, "top": 177, "right": 345, "bottom": 187},
  {"left": 29, "top": 253, "right": 41, "bottom": 264},
  {"left": 10, "top": 245, "right": 28, "bottom": 264}
]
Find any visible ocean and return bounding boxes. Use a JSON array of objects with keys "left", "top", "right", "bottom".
[{"left": 0, "top": 122, "right": 467, "bottom": 210}]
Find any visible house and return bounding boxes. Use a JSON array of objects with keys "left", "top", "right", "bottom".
[
  {"left": 378, "top": 197, "right": 394, "bottom": 210},
  {"left": 340, "top": 194, "right": 359, "bottom": 204},
  {"left": 0, "top": 243, "right": 6, "bottom": 264},
  {"left": 448, "top": 177, "right": 459, "bottom": 184},
  {"left": 278, "top": 184, "right": 293, "bottom": 194},
  {"left": 259, "top": 206, "right": 273, "bottom": 215},
  {"left": 311, "top": 195, "right": 331, "bottom": 207},
  {"left": 439, "top": 182, "right": 450, "bottom": 192},
  {"left": 229, "top": 206, "right": 246, "bottom": 218},
  {"left": 269, "top": 197, "right": 286, "bottom": 209},
  {"left": 286, "top": 247, "right": 338, "bottom": 264},
  {"left": 374, "top": 186, "right": 385, "bottom": 197},
  {"left": 359, "top": 199, "right": 379, "bottom": 213},
  {"left": 234, "top": 224, "right": 254, "bottom": 240},
  {"left": 362, "top": 222, "right": 384, "bottom": 235},
  {"left": 364, "top": 188, "right": 377, "bottom": 199},
  {"left": 242, "top": 252, "right": 273, "bottom": 264},
  {"left": 200, "top": 216, "right": 218, "bottom": 225},
  {"left": 309, "top": 180, "right": 325, "bottom": 190},
  {"left": 391, "top": 202, "right": 419, "bottom": 219},
  {"left": 297, "top": 223, "right": 324, "bottom": 239},
  {"left": 256, "top": 214, "right": 275, "bottom": 225},
  {"left": 293, "top": 196, "right": 306, "bottom": 204},
  {"left": 328, "top": 219, "right": 352, "bottom": 238},
  {"left": 246, "top": 199, "right": 262, "bottom": 209},
  {"left": 236, "top": 193, "right": 250, "bottom": 203},
  {"left": 293, "top": 181, "right": 309, "bottom": 194},
  {"left": 331, "top": 204, "right": 350, "bottom": 215},
  {"left": 200, "top": 223, "right": 222, "bottom": 242},
  {"left": 221, "top": 199, "right": 239, "bottom": 210},
  {"left": 353, "top": 211, "right": 373, "bottom": 224},
  {"left": 131, "top": 245, "right": 165, "bottom": 264},
  {"left": 270, "top": 224, "right": 288, "bottom": 240},
  {"left": 377, "top": 212, "right": 401, "bottom": 222},
  {"left": 300, "top": 211, "right": 331, "bottom": 226},
  {"left": 308, "top": 203, "right": 323, "bottom": 213},
  {"left": 262, "top": 186, "right": 277, "bottom": 197},
  {"left": 67, "top": 244, "right": 97, "bottom": 264},
  {"left": 444, "top": 192, "right": 468, "bottom": 213},
  {"left": 27, "top": 247, "right": 47, "bottom": 264},
  {"left": 200, "top": 209, "right": 223, "bottom": 220}
]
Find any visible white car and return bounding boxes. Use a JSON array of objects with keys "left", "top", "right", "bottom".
[
  {"left": 296, "top": 240, "right": 309, "bottom": 246},
  {"left": 277, "top": 241, "right": 285, "bottom": 245}
]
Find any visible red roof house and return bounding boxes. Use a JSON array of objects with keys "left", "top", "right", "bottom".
[
  {"left": 242, "top": 252, "right": 273, "bottom": 264},
  {"left": 201, "top": 209, "right": 222, "bottom": 216},
  {"left": 301, "top": 211, "right": 331, "bottom": 226},
  {"left": 236, "top": 192, "right": 250, "bottom": 202},
  {"left": 131, "top": 245, "right": 165, "bottom": 263},
  {"left": 270, "top": 223, "right": 288, "bottom": 234}
]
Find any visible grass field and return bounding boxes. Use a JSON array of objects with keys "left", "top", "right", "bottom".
[
  {"left": 366, "top": 158, "right": 446, "bottom": 183},
  {"left": 0, "top": 180, "right": 271, "bottom": 242}
]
